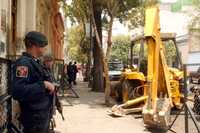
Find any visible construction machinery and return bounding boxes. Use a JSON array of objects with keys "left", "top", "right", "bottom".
[
  {"left": 120, "top": 33, "right": 182, "bottom": 104},
  {"left": 119, "top": 35, "right": 146, "bottom": 103},
  {"left": 142, "top": 6, "right": 184, "bottom": 128},
  {"left": 110, "top": 5, "right": 184, "bottom": 129}
]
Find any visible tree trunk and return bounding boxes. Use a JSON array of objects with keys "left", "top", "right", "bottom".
[
  {"left": 91, "top": 1, "right": 104, "bottom": 92},
  {"left": 90, "top": 0, "right": 111, "bottom": 105},
  {"left": 103, "top": 57, "right": 111, "bottom": 105},
  {"left": 104, "top": 16, "right": 114, "bottom": 105},
  {"left": 106, "top": 16, "right": 114, "bottom": 58},
  {"left": 84, "top": 51, "right": 91, "bottom": 82}
]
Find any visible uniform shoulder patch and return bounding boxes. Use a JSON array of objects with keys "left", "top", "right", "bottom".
[{"left": 16, "top": 66, "right": 28, "bottom": 78}]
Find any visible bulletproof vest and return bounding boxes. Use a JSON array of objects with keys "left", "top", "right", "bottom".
[{"left": 29, "top": 59, "right": 49, "bottom": 81}]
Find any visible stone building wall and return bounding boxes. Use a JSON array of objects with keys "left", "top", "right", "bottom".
[
  {"left": 36, "top": 0, "right": 65, "bottom": 59},
  {"left": 0, "top": 0, "right": 65, "bottom": 59}
]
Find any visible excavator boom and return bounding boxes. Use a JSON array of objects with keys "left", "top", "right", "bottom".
[{"left": 142, "top": 5, "right": 181, "bottom": 128}]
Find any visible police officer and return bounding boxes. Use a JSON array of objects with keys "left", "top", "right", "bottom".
[{"left": 12, "top": 31, "right": 55, "bottom": 133}]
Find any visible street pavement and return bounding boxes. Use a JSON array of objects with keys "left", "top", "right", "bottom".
[
  {"left": 53, "top": 81, "right": 200, "bottom": 133},
  {"left": 54, "top": 81, "right": 151, "bottom": 133}
]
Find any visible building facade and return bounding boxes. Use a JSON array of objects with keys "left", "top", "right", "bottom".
[
  {"left": 161, "top": 1, "right": 200, "bottom": 71},
  {"left": 0, "top": 0, "right": 65, "bottom": 59},
  {"left": 37, "top": 0, "right": 65, "bottom": 59}
]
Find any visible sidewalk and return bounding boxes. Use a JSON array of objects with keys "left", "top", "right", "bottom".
[
  {"left": 54, "top": 81, "right": 150, "bottom": 133},
  {"left": 53, "top": 81, "right": 200, "bottom": 133}
]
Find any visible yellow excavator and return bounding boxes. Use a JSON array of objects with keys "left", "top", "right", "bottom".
[
  {"left": 110, "top": 5, "right": 184, "bottom": 129},
  {"left": 142, "top": 5, "right": 183, "bottom": 128}
]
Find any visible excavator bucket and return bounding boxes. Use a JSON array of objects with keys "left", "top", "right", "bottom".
[{"left": 108, "top": 96, "right": 147, "bottom": 117}]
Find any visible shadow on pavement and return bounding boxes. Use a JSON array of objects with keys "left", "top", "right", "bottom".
[{"left": 59, "top": 81, "right": 111, "bottom": 109}]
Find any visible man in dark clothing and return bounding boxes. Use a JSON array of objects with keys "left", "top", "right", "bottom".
[
  {"left": 67, "top": 62, "right": 74, "bottom": 85},
  {"left": 12, "top": 31, "right": 55, "bottom": 133},
  {"left": 72, "top": 62, "right": 78, "bottom": 85}
]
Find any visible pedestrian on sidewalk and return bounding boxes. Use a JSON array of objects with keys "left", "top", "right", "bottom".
[
  {"left": 12, "top": 31, "right": 55, "bottom": 133},
  {"left": 67, "top": 62, "right": 74, "bottom": 85},
  {"left": 72, "top": 61, "right": 78, "bottom": 85}
]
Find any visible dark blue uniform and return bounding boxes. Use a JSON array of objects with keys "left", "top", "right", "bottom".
[{"left": 12, "top": 52, "right": 52, "bottom": 133}]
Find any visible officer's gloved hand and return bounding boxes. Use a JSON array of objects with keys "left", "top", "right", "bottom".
[{"left": 44, "top": 81, "right": 55, "bottom": 94}]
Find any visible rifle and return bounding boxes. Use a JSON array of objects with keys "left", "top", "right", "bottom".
[
  {"left": 53, "top": 83, "right": 65, "bottom": 121},
  {"left": 30, "top": 59, "right": 65, "bottom": 132},
  {"left": 42, "top": 65, "right": 65, "bottom": 121}
]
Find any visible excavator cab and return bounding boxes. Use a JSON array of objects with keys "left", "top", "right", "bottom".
[{"left": 120, "top": 35, "right": 146, "bottom": 103}]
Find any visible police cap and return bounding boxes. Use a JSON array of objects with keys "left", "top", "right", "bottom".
[{"left": 24, "top": 31, "right": 48, "bottom": 47}]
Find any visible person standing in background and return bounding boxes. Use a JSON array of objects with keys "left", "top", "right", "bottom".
[
  {"left": 67, "top": 62, "right": 74, "bottom": 85},
  {"left": 72, "top": 61, "right": 78, "bottom": 85}
]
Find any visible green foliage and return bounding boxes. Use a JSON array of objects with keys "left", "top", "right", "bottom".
[
  {"left": 110, "top": 35, "right": 130, "bottom": 64},
  {"left": 189, "top": 1, "right": 200, "bottom": 32},
  {"left": 61, "top": 0, "right": 90, "bottom": 25},
  {"left": 101, "top": 0, "right": 142, "bottom": 29},
  {"left": 60, "top": 0, "right": 91, "bottom": 63},
  {"left": 123, "top": 0, "right": 159, "bottom": 29},
  {"left": 61, "top": 0, "right": 158, "bottom": 33},
  {"left": 163, "top": 40, "right": 177, "bottom": 66},
  {"left": 110, "top": 35, "right": 177, "bottom": 66},
  {"left": 132, "top": 43, "right": 142, "bottom": 56},
  {"left": 125, "top": 7, "right": 145, "bottom": 29},
  {"left": 66, "top": 26, "right": 88, "bottom": 63},
  {"left": 61, "top": 0, "right": 162, "bottom": 63}
]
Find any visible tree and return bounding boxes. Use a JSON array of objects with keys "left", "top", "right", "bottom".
[
  {"left": 122, "top": 0, "right": 159, "bottom": 30},
  {"left": 61, "top": 0, "right": 145, "bottom": 105},
  {"left": 60, "top": 0, "right": 105, "bottom": 91},
  {"left": 66, "top": 26, "right": 88, "bottom": 64},
  {"left": 110, "top": 35, "right": 131, "bottom": 64},
  {"left": 91, "top": 1, "right": 104, "bottom": 92},
  {"left": 61, "top": 0, "right": 93, "bottom": 82},
  {"left": 101, "top": 0, "right": 142, "bottom": 59},
  {"left": 90, "top": 0, "right": 143, "bottom": 104},
  {"left": 188, "top": 0, "right": 200, "bottom": 32}
]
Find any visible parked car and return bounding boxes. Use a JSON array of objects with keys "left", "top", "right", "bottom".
[
  {"left": 190, "top": 67, "right": 200, "bottom": 84},
  {"left": 108, "top": 62, "right": 123, "bottom": 81}
]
